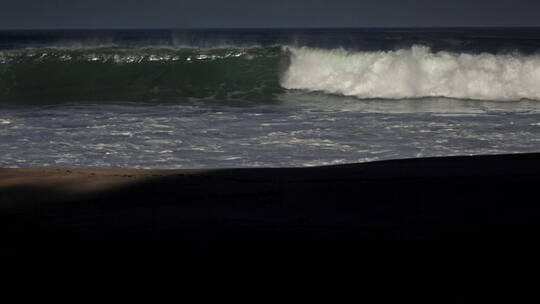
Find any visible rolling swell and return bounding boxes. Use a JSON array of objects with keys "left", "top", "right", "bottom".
[{"left": 0, "top": 46, "right": 286, "bottom": 104}]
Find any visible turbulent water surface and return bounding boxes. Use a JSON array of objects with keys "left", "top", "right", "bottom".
[{"left": 2, "top": 28, "right": 540, "bottom": 168}]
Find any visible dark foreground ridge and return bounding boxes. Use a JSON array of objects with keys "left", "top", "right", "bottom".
[{"left": 2, "top": 152, "right": 540, "bottom": 257}]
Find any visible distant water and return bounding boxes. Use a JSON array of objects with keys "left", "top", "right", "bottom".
[{"left": 2, "top": 28, "right": 540, "bottom": 168}]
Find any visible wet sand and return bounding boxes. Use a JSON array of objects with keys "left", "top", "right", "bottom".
[{"left": 2, "top": 153, "right": 540, "bottom": 257}]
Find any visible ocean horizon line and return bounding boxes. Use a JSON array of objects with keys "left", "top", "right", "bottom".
[{"left": 3, "top": 26, "right": 540, "bottom": 31}]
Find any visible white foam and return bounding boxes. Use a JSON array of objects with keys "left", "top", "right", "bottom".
[{"left": 281, "top": 46, "right": 540, "bottom": 101}]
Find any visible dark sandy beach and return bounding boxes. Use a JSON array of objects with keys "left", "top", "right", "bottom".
[{"left": 2, "top": 153, "right": 540, "bottom": 258}]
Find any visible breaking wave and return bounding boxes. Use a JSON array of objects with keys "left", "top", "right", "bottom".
[
  {"left": 282, "top": 46, "right": 540, "bottom": 101},
  {"left": 2, "top": 44, "right": 540, "bottom": 104}
]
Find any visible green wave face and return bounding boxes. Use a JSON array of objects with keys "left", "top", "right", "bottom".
[{"left": 0, "top": 46, "right": 287, "bottom": 104}]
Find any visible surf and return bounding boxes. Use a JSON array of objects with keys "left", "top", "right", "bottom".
[
  {"left": 282, "top": 45, "right": 540, "bottom": 101},
  {"left": 2, "top": 44, "right": 540, "bottom": 104}
]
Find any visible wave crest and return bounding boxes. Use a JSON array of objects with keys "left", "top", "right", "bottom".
[
  {"left": 0, "top": 46, "right": 284, "bottom": 104},
  {"left": 281, "top": 46, "right": 540, "bottom": 101}
]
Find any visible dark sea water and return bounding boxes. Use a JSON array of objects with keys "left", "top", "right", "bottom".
[{"left": 2, "top": 28, "right": 540, "bottom": 168}]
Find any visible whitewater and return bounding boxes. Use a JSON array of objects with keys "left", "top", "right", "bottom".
[
  {"left": 2, "top": 28, "right": 540, "bottom": 168},
  {"left": 283, "top": 45, "right": 540, "bottom": 101}
]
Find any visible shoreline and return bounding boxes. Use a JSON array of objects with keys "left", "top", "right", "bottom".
[{"left": 3, "top": 152, "right": 540, "bottom": 255}]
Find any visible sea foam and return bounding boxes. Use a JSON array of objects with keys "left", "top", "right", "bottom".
[{"left": 281, "top": 46, "right": 540, "bottom": 101}]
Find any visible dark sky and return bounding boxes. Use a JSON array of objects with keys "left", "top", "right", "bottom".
[{"left": 2, "top": 0, "right": 540, "bottom": 29}]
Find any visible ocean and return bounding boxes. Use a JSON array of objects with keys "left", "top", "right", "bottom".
[{"left": 2, "top": 28, "right": 540, "bottom": 168}]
